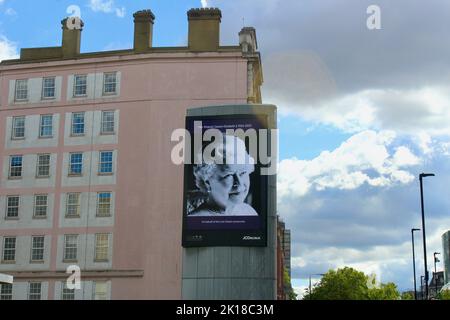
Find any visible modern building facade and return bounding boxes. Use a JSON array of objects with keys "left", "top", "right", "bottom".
[
  {"left": 443, "top": 230, "right": 450, "bottom": 286},
  {"left": 429, "top": 271, "right": 445, "bottom": 299},
  {"left": 276, "top": 217, "right": 293, "bottom": 300},
  {"left": 0, "top": 8, "right": 263, "bottom": 300}
]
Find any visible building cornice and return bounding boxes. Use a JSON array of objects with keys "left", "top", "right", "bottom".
[
  {"left": 0, "top": 48, "right": 245, "bottom": 72},
  {"left": 4, "top": 270, "right": 144, "bottom": 280}
]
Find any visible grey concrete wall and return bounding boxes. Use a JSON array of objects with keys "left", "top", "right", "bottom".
[
  {"left": 182, "top": 104, "right": 277, "bottom": 300},
  {"left": 443, "top": 231, "right": 450, "bottom": 285}
]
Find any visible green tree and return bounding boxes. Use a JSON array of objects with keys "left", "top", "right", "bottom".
[
  {"left": 367, "top": 282, "right": 400, "bottom": 300},
  {"left": 401, "top": 291, "right": 414, "bottom": 300},
  {"left": 283, "top": 268, "right": 298, "bottom": 300},
  {"left": 303, "top": 267, "right": 368, "bottom": 300},
  {"left": 302, "top": 267, "right": 400, "bottom": 300},
  {"left": 438, "top": 290, "right": 450, "bottom": 300}
]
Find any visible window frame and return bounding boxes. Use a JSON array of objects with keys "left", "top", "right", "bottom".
[
  {"left": 30, "top": 236, "right": 45, "bottom": 262},
  {"left": 5, "top": 195, "right": 20, "bottom": 219},
  {"left": 33, "top": 194, "right": 48, "bottom": 219},
  {"left": 66, "top": 193, "right": 81, "bottom": 218},
  {"left": 63, "top": 234, "right": 78, "bottom": 262},
  {"left": 96, "top": 192, "right": 112, "bottom": 217},
  {"left": 2, "top": 237, "right": 17, "bottom": 263},
  {"left": 100, "top": 110, "right": 115, "bottom": 135},
  {"left": 28, "top": 282, "right": 42, "bottom": 300},
  {"left": 8, "top": 155, "right": 23, "bottom": 179},
  {"left": 71, "top": 112, "right": 85, "bottom": 136},
  {"left": 93, "top": 281, "right": 108, "bottom": 300},
  {"left": 11, "top": 116, "right": 25, "bottom": 140},
  {"left": 102, "top": 72, "right": 117, "bottom": 96},
  {"left": 94, "top": 233, "right": 109, "bottom": 262},
  {"left": 73, "top": 74, "right": 87, "bottom": 97},
  {"left": 61, "top": 282, "right": 75, "bottom": 300},
  {"left": 42, "top": 77, "right": 56, "bottom": 100},
  {"left": 14, "top": 79, "right": 28, "bottom": 101},
  {"left": 0, "top": 283, "right": 13, "bottom": 300},
  {"left": 98, "top": 151, "right": 113, "bottom": 175},
  {"left": 36, "top": 154, "right": 51, "bottom": 178},
  {"left": 39, "top": 114, "right": 53, "bottom": 138},
  {"left": 69, "top": 153, "right": 83, "bottom": 176}
]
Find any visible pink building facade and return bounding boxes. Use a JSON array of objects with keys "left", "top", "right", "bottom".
[{"left": 0, "top": 8, "right": 262, "bottom": 299}]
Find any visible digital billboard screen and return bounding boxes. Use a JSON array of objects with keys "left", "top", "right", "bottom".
[{"left": 181, "top": 114, "right": 269, "bottom": 247}]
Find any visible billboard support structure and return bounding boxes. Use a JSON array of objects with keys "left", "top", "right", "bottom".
[{"left": 181, "top": 104, "right": 277, "bottom": 300}]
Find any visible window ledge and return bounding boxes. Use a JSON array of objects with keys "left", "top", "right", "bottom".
[
  {"left": 96, "top": 215, "right": 112, "bottom": 218},
  {"left": 68, "top": 174, "right": 83, "bottom": 177},
  {"left": 70, "top": 134, "right": 86, "bottom": 137},
  {"left": 100, "top": 132, "right": 116, "bottom": 136},
  {"left": 38, "top": 136, "right": 54, "bottom": 139},
  {"left": 65, "top": 215, "right": 81, "bottom": 219},
  {"left": 94, "top": 259, "right": 109, "bottom": 263},
  {"left": 8, "top": 176, "right": 22, "bottom": 180},
  {"left": 32, "top": 216, "right": 47, "bottom": 220},
  {"left": 5, "top": 217, "right": 19, "bottom": 221},
  {"left": 98, "top": 172, "right": 113, "bottom": 176},
  {"left": 1, "top": 260, "right": 16, "bottom": 264},
  {"left": 36, "top": 175, "right": 51, "bottom": 179},
  {"left": 63, "top": 259, "right": 78, "bottom": 263},
  {"left": 30, "top": 260, "right": 45, "bottom": 264},
  {"left": 11, "top": 137, "right": 25, "bottom": 141}
]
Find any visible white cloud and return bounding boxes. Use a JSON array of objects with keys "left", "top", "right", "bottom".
[
  {"left": 115, "top": 7, "right": 125, "bottom": 18},
  {"left": 201, "top": 0, "right": 208, "bottom": 8},
  {"left": 292, "top": 215, "right": 450, "bottom": 289},
  {"left": 89, "top": 0, "right": 113, "bottom": 12},
  {"left": 5, "top": 7, "right": 15, "bottom": 16},
  {"left": 278, "top": 130, "right": 420, "bottom": 198},
  {"left": 0, "top": 35, "right": 18, "bottom": 62},
  {"left": 392, "top": 146, "right": 421, "bottom": 167},
  {"left": 293, "top": 285, "right": 307, "bottom": 300},
  {"left": 439, "top": 142, "right": 450, "bottom": 156},
  {"left": 417, "top": 132, "right": 433, "bottom": 155},
  {"left": 270, "top": 86, "right": 450, "bottom": 137},
  {"left": 88, "top": 0, "right": 125, "bottom": 18}
]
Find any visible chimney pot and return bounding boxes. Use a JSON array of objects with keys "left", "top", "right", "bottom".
[
  {"left": 187, "top": 8, "right": 222, "bottom": 52},
  {"left": 133, "top": 10, "right": 155, "bottom": 52},
  {"left": 61, "top": 17, "right": 84, "bottom": 58}
]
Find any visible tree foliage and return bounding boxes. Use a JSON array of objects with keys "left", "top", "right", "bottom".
[
  {"left": 303, "top": 267, "right": 400, "bottom": 300},
  {"left": 283, "top": 268, "right": 298, "bottom": 300},
  {"left": 401, "top": 291, "right": 414, "bottom": 300},
  {"left": 438, "top": 290, "right": 450, "bottom": 300},
  {"left": 367, "top": 282, "right": 400, "bottom": 300}
]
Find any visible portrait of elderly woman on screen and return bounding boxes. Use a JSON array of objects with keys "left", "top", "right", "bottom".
[{"left": 187, "top": 135, "right": 258, "bottom": 217}]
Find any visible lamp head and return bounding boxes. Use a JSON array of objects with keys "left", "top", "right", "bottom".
[
  {"left": 434, "top": 252, "right": 441, "bottom": 262},
  {"left": 412, "top": 228, "right": 420, "bottom": 232},
  {"left": 420, "top": 173, "right": 435, "bottom": 178}
]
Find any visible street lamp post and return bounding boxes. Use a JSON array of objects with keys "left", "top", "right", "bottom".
[
  {"left": 419, "top": 172, "right": 434, "bottom": 300},
  {"left": 434, "top": 252, "right": 440, "bottom": 298},
  {"left": 420, "top": 276, "right": 425, "bottom": 300},
  {"left": 308, "top": 273, "right": 325, "bottom": 299},
  {"left": 411, "top": 228, "right": 420, "bottom": 300}
]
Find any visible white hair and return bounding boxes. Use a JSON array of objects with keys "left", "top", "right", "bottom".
[{"left": 193, "top": 135, "right": 255, "bottom": 193}]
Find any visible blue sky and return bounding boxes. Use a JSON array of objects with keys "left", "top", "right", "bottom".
[{"left": 1, "top": 0, "right": 450, "bottom": 299}]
